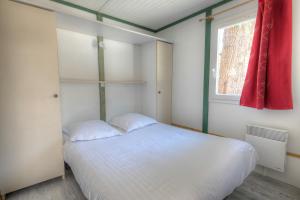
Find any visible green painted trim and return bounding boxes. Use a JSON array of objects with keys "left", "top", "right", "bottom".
[
  {"left": 97, "top": 35, "right": 106, "bottom": 121},
  {"left": 50, "top": 0, "right": 156, "bottom": 33},
  {"left": 97, "top": 14, "right": 106, "bottom": 121},
  {"left": 50, "top": 0, "right": 234, "bottom": 33},
  {"left": 202, "top": 10, "right": 212, "bottom": 133},
  {"left": 97, "top": 13, "right": 103, "bottom": 21},
  {"left": 100, "top": 13, "right": 155, "bottom": 32},
  {"left": 155, "top": 0, "right": 234, "bottom": 32},
  {"left": 50, "top": 0, "right": 97, "bottom": 14}
]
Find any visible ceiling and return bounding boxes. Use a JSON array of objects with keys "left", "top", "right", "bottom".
[{"left": 63, "top": 0, "right": 222, "bottom": 30}]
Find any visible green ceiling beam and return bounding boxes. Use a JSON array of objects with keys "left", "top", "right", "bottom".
[
  {"left": 50, "top": 0, "right": 156, "bottom": 32},
  {"left": 51, "top": 0, "right": 97, "bottom": 14},
  {"left": 155, "top": 0, "right": 234, "bottom": 32},
  {"left": 100, "top": 13, "right": 155, "bottom": 32},
  {"left": 50, "top": 0, "right": 234, "bottom": 33}
]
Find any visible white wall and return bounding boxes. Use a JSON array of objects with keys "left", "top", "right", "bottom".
[
  {"left": 57, "top": 29, "right": 144, "bottom": 127},
  {"left": 158, "top": 0, "right": 300, "bottom": 188},
  {"left": 158, "top": 14, "right": 205, "bottom": 130},
  {"left": 57, "top": 29, "right": 100, "bottom": 127},
  {"left": 104, "top": 39, "right": 143, "bottom": 120}
]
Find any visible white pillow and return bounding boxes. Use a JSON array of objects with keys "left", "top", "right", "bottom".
[
  {"left": 109, "top": 113, "right": 157, "bottom": 132},
  {"left": 64, "top": 120, "right": 121, "bottom": 142}
]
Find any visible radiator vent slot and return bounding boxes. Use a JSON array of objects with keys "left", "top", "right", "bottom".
[
  {"left": 246, "top": 124, "right": 288, "bottom": 172},
  {"left": 247, "top": 125, "right": 288, "bottom": 142}
]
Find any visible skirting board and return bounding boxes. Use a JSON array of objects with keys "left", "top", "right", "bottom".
[{"left": 171, "top": 123, "right": 300, "bottom": 159}]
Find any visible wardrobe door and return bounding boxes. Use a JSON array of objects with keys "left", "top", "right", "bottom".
[
  {"left": 0, "top": 0, "right": 64, "bottom": 195},
  {"left": 156, "top": 41, "right": 173, "bottom": 124}
]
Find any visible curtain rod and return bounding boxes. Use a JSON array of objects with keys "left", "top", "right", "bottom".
[{"left": 199, "top": 0, "right": 255, "bottom": 22}]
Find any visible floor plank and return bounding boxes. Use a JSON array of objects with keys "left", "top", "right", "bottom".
[
  {"left": 6, "top": 170, "right": 85, "bottom": 200},
  {"left": 227, "top": 172, "right": 300, "bottom": 200},
  {"left": 5, "top": 170, "right": 300, "bottom": 200}
]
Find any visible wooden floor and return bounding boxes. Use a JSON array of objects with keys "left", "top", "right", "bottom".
[
  {"left": 227, "top": 173, "right": 300, "bottom": 200},
  {"left": 5, "top": 169, "right": 300, "bottom": 200}
]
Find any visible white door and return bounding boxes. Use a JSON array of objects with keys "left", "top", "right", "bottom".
[
  {"left": 0, "top": 1, "right": 64, "bottom": 194},
  {"left": 156, "top": 41, "right": 173, "bottom": 124}
]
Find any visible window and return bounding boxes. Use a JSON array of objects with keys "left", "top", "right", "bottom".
[
  {"left": 216, "top": 19, "right": 255, "bottom": 96},
  {"left": 210, "top": 14, "right": 255, "bottom": 103}
]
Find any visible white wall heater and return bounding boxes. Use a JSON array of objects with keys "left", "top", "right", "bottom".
[{"left": 245, "top": 124, "right": 288, "bottom": 172}]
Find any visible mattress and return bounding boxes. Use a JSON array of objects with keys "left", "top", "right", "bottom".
[{"left": 64, "top": 123, "right": 257, "bottom": 200}]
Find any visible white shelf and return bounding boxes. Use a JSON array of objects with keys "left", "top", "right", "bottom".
[
  {"left": 60, "top": 79, "right": 102, "bottom": 84},
  {"left": 56, "top": 13, "right": 169, "bottom": 45},
  {"left": 16, "top": 0, "right": 171, "bottom": 44},
  {"left": 60, "top": 78, "right": 146, "bottom": 85},
  {"left": 105, "top": 80, "right": 147, "bottom": 85}
]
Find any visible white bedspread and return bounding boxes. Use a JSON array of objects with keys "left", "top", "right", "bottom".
[{"left": 64, "top": 123, "right": 257, "bottom": 200}]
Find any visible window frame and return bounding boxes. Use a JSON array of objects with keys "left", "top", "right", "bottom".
[{"left": 209, "top": 6, "right": 257, "bottom": 104}]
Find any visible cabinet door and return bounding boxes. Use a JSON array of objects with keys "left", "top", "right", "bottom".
[
  {"left": 156, "top": 41, "right": 173, "bottom": 124},
  {"left": 0, "top": 0, "right": 64, "bottom": 194}
]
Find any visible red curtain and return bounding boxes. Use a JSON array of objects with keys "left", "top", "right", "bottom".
[{"left": 240, "top": 0, "right": 293, "bottom": 109}]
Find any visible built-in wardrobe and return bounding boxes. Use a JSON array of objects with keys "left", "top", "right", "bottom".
[
  {"left": 0, "top": 0, "right": 172, "bottom": 199},
  {"left": 0, "top": 1, "right": 64, "bottom": 198},
  {"left": 141, "top": 41, "right": 173, "bottom": 124}
]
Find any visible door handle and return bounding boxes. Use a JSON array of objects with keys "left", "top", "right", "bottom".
[
  {"left": 158, "top": 91, "right": 161, "bottom": 94},
  {"left": 53, "top": 94, "right": 59, "bottom": 98}
]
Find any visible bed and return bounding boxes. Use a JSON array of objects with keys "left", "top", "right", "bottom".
[{"left": 64, "top": 123, "right": 257, "bottom": 200}]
